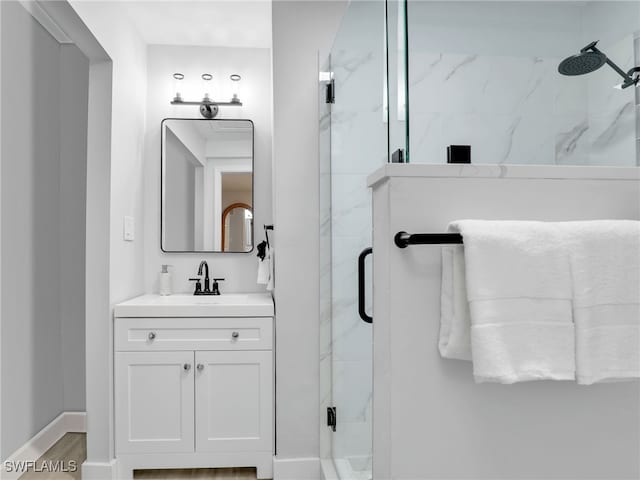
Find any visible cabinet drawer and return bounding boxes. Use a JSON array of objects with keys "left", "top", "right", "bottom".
[{"left": 115, "top": 317, "right": 273, "bottom": 351}]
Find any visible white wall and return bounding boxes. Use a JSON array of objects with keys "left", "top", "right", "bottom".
[
  {"left": 164, "top": 129, "right": 197, "bottom": 251},
  {"left": 70, "top": 1, "right": 147, "bottom": 306},
  {"left": 143, "top": 45, "right": 272, "bottom": 294},
  {"left": 1, "top": 1, "right": 88, "bottom": 459},
  {"left": 59, "top": 43, "right": 89, "bottom": 413},
  {"left": 0, "top": 0, "right": 4, "bottom": 457},
  {"left": 271, "top": 0, "right": 347, "bottom": 472},
  {"left": 68, "top": 1, "right": 148, "bottom": 468},
  {"left": 1, "top": 2, "right": 62, "bottom": 458},
  {"left": 165, "top": 122, "right": 205, "bottom": 165}
]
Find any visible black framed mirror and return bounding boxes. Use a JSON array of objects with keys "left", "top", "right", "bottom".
[{"left": 161, "top": 118, "right": 254, "bottom": 253}]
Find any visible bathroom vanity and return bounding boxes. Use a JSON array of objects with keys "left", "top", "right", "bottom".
[{"left": 113, "top": 293, "right": 274, "bottom": 479}]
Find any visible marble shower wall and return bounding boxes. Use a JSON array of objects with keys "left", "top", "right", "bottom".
[
  {"left": 584, "top": 34, "right": 637, "bottom": 166},
  {"left": 407, "top": 1, "right": 639, "bottom": 166}
]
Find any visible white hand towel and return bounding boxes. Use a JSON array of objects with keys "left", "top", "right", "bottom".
[
  {"left": 257, "top": 256, "right": 269, "bottom": 285},
  {"left": 563, "top": 220, "right": 640, "bottom": 385},
  {"left": 448, "top": 220, "right": 575, "bottom": 384},
  {"left": 439, "top": 245, "right": 472, "bottom": 360}
]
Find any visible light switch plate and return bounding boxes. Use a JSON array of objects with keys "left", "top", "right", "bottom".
[{"left": 123, "top": 216, "right": 135, "bottom": 241}]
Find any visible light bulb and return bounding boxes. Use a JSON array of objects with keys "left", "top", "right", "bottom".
[
  {"left": 230, "top": 74, "right": 241, "bottom": 103},
  {"left": 172, "top": 73, "right": 184, "bottom": 103},
  {"left": 201, "top": 73, "right": 213, "bottom": 102}
]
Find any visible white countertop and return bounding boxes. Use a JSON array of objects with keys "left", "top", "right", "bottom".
[
  {"left": 367, "top": 164, "right": 640, "bottom": 188},
  {"left": 114, "top": 293, "right": 274, "bottom": 318}
]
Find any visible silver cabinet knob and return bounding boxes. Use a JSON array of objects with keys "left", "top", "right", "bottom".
[
  {"left": 232, "top": 331, "right": 239, "bottom": 339},
  {"left": 197, "top": 364, "right": 204, "bottom": 371},
  {"left": 183, "top": 363, "right": 191, "bottom": 371},
  {"left": 148, "top": 332, "right": 156, "bottom": 340}
]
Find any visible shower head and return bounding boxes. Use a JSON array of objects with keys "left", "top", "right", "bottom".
[
  {"left": 558, "top": 41, "right": 607, "bottom": 76},
  {"left": 558, "top": 40, "right": 640, "bottom": 89},
  {"left": 558, "top": 51, "right": 607, "bottom": 76}
]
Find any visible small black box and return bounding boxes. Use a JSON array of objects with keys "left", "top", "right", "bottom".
[
  {"left": 391, "top": 148, "right": 405, "bottom": 164},
  {"left": 447, "top": 145, "right": 471, "bottom": 164}
]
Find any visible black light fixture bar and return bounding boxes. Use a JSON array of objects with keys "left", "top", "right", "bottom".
[{"left": 170, "top": 100, "right": 243, "bottom": 106}]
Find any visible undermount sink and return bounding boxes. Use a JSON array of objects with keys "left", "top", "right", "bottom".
[{"left": 114, "top": 293, "right": 273, "bottom": 318}]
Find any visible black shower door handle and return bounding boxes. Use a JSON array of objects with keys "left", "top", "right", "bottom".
[{"left": 358, "top": 247, "right": 373, "bottom": 324}]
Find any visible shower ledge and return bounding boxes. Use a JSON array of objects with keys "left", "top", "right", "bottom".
[{"left": 367, "top": 164, "right": 640, "bottom": 189}]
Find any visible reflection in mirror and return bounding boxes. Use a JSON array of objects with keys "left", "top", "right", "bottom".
[
  {"left": 222, "top": 201, "right": 252, "bottom": 252},
  {"left": 161, "top": 119, "right": 254, "bottom": 252}
]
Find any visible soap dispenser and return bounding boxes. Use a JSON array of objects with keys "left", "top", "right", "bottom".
[{"left": 159, "top": 264, "right": 172, "bottom": 296}]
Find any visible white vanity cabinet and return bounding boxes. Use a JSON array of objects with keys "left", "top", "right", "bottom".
[
  {"left": 114, "top": 294, "right": 274, "bottom": 479},
  {"left": 115, "top": 351, "right": 195, "bottom": 454},
  {"left": 194, "top": 350, "right": 272, "bottom": 453}
]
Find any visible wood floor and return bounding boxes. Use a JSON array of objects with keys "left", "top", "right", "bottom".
[
  {"left": 18, "top": 434, "right": 257, "bottom": 480},
  {"left": 18, "top": 433, "right": 85, "bottom": 480}
]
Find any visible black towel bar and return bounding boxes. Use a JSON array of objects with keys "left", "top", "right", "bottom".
[{"left": 394, "top": 231, "right": 463, "bottom": 248}]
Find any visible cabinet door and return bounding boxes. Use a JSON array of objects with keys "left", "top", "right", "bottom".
[
  {"left": 115, "top": 351, "right": 194, "bottom": 454},
  {"left": 195, "top": 350, "right": 273, "bottom": 453}
]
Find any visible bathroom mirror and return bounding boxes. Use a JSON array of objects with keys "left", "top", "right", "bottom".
[{"left": 161, "top": 118, "right": 254, "bottom": 253}]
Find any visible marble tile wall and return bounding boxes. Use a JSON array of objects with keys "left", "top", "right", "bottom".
[
  {"left": 409, "top": 48, "right": 637, "bottom": 166},
  {"left": 407, "top": 2, "right": 639, "bottom": 166},
  {"left": 584, "top": 34, "right": 637, "bottom": 166}
]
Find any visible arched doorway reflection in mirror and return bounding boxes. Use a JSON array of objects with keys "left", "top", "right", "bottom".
[{"left": 221, "top": 202, "right": 253, "bottom": 252}]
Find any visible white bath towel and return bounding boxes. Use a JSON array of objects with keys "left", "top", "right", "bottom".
[
  {"left": 563, "top": 220, "right": 640, "bottom": 385},
  {"left": 439, "top": 245, "right": 472, "bottom": 360},
  {"left": 448, "top": 220, "right": 575, "bottom": 383}
]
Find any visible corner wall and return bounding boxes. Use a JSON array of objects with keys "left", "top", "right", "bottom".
[
  {"left": 271, "top": 0, "right": 347, "bottom": 472},
  {"left": 68, "top": 0, "right": 147, "bottom": 467}
]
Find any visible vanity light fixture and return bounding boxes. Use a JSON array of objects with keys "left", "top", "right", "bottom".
[{"left": 170, "top": 72, "right": 243, "bottom": 119}]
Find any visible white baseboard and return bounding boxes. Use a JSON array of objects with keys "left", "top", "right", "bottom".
[
  {"left": 2, "top": 411, "right": 87, "bottom": 480},
  {"left": 81, "top": 459, "right": 117, "bottom": 480},
  {"left": 273, "top": 456, "right": 321, "bottom": 480}
]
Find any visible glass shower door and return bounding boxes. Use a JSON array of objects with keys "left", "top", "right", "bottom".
[
  {"left": 320, "top": 2, "right": 409, "bottom": 479},
  {"left": 324, "top": 2, "right": 387, "bottom": 479}
]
